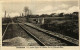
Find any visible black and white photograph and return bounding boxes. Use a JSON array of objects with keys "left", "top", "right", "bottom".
[{"left": 2, "top": 0, "right": 79, "bottom": 46}]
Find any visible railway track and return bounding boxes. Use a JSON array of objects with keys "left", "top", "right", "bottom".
[
  {"left": 24, "top": 23, "right": 79, "bottom": 46},
  {"left": 18, "top": 23, "right": 77, "bottom": 46}
]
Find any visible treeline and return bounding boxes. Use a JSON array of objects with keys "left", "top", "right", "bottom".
[
  {"left": 27, "top": 12, "right": 78, "bottom": 18},
  {"left": 2, "top": 17, "right": 12, "bottom": 23}
]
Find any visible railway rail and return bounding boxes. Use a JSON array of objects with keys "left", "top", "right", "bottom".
[
  {"left": 18, "top": 24, "right": 46, "bottom": 46},
  {"left": 2, "top": 23, "right": 9, "bottom": 40}
]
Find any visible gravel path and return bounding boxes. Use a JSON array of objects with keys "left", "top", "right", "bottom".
[{"left": 3, "top": 24, "right": 39, "bottom": 46}]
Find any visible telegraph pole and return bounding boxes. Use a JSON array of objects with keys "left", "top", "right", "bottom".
[
  {"left": 22, "top": 13, "right": 24, "bottom": 17},
  {"left": 4, "top": 11, "right": 6, "bottom": 18}
]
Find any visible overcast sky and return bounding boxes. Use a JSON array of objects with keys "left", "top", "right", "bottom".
[{"left": 1, "top": 0, "right": 79, "bottom": 17}]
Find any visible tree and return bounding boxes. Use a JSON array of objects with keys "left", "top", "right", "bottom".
[
  {"left": 59, "top": 13, "right": 64, "bottom": 17},
  {"left": 24, "top": 7, "right": 29, "bottom": 16}
]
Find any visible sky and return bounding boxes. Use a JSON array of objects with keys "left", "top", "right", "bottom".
[{"left": 0, "top": 0, "right": 79, "bottom": 17}]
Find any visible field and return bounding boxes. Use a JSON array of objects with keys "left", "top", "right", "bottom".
[{"left": 41, "top": 17, "right": 79, "bottom": 39}]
